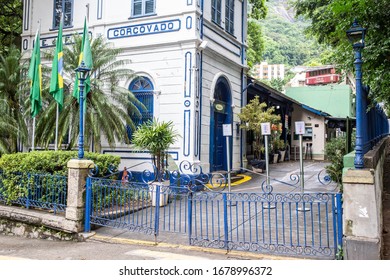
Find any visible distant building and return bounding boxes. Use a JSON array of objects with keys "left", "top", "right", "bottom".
[
  {"left": 253, "top": 62, "right": 285, "bottom": 81},
  {"left": 288, "top": 65, "right": 341, "bottom": 87}
]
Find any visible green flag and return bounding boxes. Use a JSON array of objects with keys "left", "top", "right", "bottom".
[
  {"left": 49, "top": 18, "right": 64, "bottom": 111},
  {"left": 73, "top": 17, "right": 93, "bottom": 101},
  {"left": 28, "top": 29, "right": 42, "bottom": 118}
]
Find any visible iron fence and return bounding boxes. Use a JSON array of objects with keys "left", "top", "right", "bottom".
[
  {"left": 189, "top": 191, "right": 342, "bottom": 259},
  {"left": 0, "top": 170, "right": 67, "bottom": 214}
]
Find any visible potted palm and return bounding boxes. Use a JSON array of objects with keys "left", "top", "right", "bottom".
[{"left": 132, "top": 119, "right": 180, "bottom": 206}]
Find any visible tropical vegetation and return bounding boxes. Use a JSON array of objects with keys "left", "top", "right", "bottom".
[
  {"left": 0, "top": 45, "right": 28, "bottom": 154},
  {"left": 35, "top": 34, "right": 144, "bottom": 151},
  {"left": 292, "top": 0, "right": 390, "bottom": 109},
  {"left": 238, "top": 96, "right": 281, "bottom": 160},
  {"left": 132, "top": 119, "right": 180, "bottom": 178}
]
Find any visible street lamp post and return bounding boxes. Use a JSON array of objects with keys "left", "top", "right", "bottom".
[
  {"left": 75, "top": 61, "right": 91, "bottom": 160},
  {"left": 346, "top": 20, "right": 366, "bottom": 169}
]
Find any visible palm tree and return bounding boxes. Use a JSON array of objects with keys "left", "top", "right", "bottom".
[
  {"left": 36, "top": 34, "right": 144, "bottom": 151},
  {"left": 0, "top": 45, "right": 28, "bottom": 153},
  {"left": 132, "top": 119, "right": 180, "bottom": 179}
]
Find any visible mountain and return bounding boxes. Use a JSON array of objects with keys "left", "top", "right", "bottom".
[{"left": 260, "top": 0, "right": 323, "bottom": 67}]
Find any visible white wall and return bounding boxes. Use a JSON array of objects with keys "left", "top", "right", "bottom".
[
  {"left": 22, "top": 1, "right": 247, "bottom": 172},
  {"left": 291, "top": 104, "right": 326, "bottom": 160}
]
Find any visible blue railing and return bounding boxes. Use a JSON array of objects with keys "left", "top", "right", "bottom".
[
  {"left": 365, "top": 103, "right": 389, "bottom": 152},
  {"left": 85, "top": 177, "right": 191, "bottom": 235},
  {"left": 85, "top": 174, "right": 343, "bottom": 259},
  {"left": 188, "top": 192, "right": 342, "bottom": 259},
  {"left": 355, "top": 86, "right": 389, "bottom": 168},
  {"left": 0, "top": 170, "right": 67, "bottom": 214}
]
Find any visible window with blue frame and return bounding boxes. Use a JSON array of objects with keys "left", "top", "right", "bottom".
[
  {"left": 53, "top": 0, "right": 73, "bottom": 29},
  {"left": 127, "top": 77, "right": 154, "bottom": 140},
  {"left": 211, "top": 0, "right": 222, "bottom": 25},
  {"left": 225, "top": 0, "right": 234, "bottom": 34},
  {"left": 132, "top": 0, "right": 155, "bottom": 17}
]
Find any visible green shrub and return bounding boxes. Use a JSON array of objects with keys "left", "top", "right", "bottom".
[
  {"left": 0, "top": 151, "right": 120, "bottom": 176},
  {"left": 0, "top": 151, "right": 121, "bottom": 204},
  {"left": 324, "top": 136, "right": 346, "bottom": 186}
]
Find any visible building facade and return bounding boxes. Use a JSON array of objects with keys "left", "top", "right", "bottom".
[
  {"left": 252, "top": 61, "right": 285, "bottom": 81},
  {"left": 21, "top": 0, "right": 249, "bottom": 172}
]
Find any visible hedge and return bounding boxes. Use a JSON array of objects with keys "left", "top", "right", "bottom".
[{"left": 0, "top": 151, "right": 121, "bottom": 176}]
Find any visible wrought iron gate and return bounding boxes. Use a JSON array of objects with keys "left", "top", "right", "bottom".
[{"left": 84, "top": 161, "right": 343, "bottom": 259}]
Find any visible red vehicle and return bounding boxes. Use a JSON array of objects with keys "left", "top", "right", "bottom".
[{"left": 305, "top": 67, "right": 340, "bottom": 85}]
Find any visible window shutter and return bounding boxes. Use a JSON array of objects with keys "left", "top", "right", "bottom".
[
  {"left": 133, "top": 0, "right": 142, "bottom": 16},
  {"left": 145, "top": 0, "right": 155, "bottom": 14}
]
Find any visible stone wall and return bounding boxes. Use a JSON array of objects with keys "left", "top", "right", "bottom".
[
  {"left": 0, "top": 205, "right": 83, "bottom": 241},
  {"left": 0, "top": 159, "right": 93, "bottom": 240},
  {"left": 342, "top": 137, "right": 389, "bottom": 259}
]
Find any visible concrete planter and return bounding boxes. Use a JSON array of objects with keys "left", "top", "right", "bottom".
[
  {"left": 273, "top": 153, "right": 279, "bottom": 164},
  {"left": 280, "top": 150, "right": 286, "bottom": 161}
]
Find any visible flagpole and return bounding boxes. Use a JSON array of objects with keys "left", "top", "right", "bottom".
[
  {"left": 32, "top": 117, "right": 36, "bottom": 151},
  {"left": 55, "top": 103, "right": 59, "bottom": 151}
]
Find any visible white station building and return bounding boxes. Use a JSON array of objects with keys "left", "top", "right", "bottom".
[{"left": 21, "top": 0, "right": 250, "bottom": 173}]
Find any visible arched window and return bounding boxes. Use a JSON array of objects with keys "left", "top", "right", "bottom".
[{"left": 127, "top": 77, "right": 154, "bottom": 140}]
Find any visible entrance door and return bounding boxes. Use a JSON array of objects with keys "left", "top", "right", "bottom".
[
  {"left": 213, "top": 112, "right": 226, "bottom": 171},
  {"left": 210, "top": 76, "right": 232, "bottom": 172}
]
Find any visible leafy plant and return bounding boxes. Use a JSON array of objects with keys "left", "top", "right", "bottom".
[
  {"left": 35, "top": 34, "right": 144, "bottom": 151},
  {"left": 0, "top": 151, "right": 120, "bottom": 176},
  {"left": 324, "top": 136, "right": 347, "bottom": 188},
  {"left": 132, "top": 119, "right": 180, "bottom": 179},
  {"left": 238, "top": 96, "right": 281, "bottom": 159}
]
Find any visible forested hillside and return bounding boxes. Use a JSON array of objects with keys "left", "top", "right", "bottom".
[{"left": 259, "top": 0, "right": 324, "bottom": 67}]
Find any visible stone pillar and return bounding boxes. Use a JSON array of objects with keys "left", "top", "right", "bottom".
[
  {"left": 343, "top": 169, "right": 382, "bottom": 259},
  {"left": 65, "top": 159, "right": 94, "bottom": 232}
]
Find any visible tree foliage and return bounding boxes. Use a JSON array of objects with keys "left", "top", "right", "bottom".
[
  {"left": 0, "top": 45, "right": 28, "bottom": 153},
  {"left": 0, "top": 0, "right": 22, "bottom": 54},
  {"left": 292, "top": 0, "right": 390, "bottom": 106},
  {"left": 259, "top": 0, "right": 326, "bottom": 66},
  {"left": 132, "top": 119, "right": 180, "bottom": 174},
  {"left": 35, "top": 35, "right": 144, "bottom": 151},
  {"left": 247, "top": 0, "right": 268, "bottom": 68},
  {"left": 238, "top": 96, "right": 281, "bottom": 159}
]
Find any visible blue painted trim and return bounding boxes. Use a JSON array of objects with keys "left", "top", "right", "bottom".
[
  {"left": 186, "top": 16, "right": 193, "bottom": 29},
  {"left": 23, "top": 0, "right": 30, "bottom": 31},
  {"left": 241, "top": 0, "right": 245, "bottom": 65},
  {"left": 196, "top": 53, "right": 201, "bottom": 98},
  {"left": 301, "top": 104, "right": 330, "bottom": 117},
  {"left": 187, "top": 0, "right": 193, "bottom": 5},
  {"left": 103, "top": 150, "right": 179, "bottom": 161},
  {"left": 22, "top": 39, "right": 28, "bottom": 51},
  {"left": 184, "top": 100, "right": 191, "bottom": 107},
  {"left": 183, "top": 110, "right": 191, "bottom": 156},
  {"left": 39, "top": 31, "right": 85, "bottom": 48},
  {"left": 107, "top": 19, "right": 181, "bottom": 39},
  {"left": 199, "top": 51, "right": 203, "bottom": 160},
  {"left": 97, "top": 0, "right": 103, "bottom": 19},
  {"left": 194, "top": 110, "right": 199, "bottom": 157},
  {"left": 200, "top": 0, "right": 204, "bottom": 38},
  {"left": 184, "top": 52, "right": 192, "bottom": 98}
]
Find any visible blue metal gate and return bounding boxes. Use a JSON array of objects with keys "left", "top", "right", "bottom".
[
  {"left": 84, "top": 162, "right": 343, "bottom": 259},
  {"left": 188, "top": 191, "right": 343, "bottom": 259}
]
